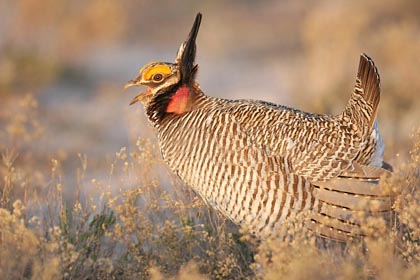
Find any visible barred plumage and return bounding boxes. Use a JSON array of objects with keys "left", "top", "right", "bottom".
[{"left": 125, "top": 13, "right": 394, "bottom": 241}]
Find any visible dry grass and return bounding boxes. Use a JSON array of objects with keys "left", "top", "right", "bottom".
[
  {"left": 255, "top": 133, "right": 420, "bottom": 279},
  {"left": 0, "top": 96, "right": 419, "bottom": 279},
  {"left": 1, "top": 1, "right": 420, "bottom": 279},
  {"left": 0, "top": 101, "right": 255, "bottom": 279}
]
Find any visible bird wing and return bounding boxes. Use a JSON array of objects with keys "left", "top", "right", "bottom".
[
  {"left": 308, "top": 163, "right": 395, "bottom": 241},
  {"left": 201, "top": 108, "right": 394, "bottom": 241},
  {"left": 199, "top": 108, "right": 317, "bottom": 235},
  {"left": 231, "top": 54, "right": 383, "bottom": 182}
]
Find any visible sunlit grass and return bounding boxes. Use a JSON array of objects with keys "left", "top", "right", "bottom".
[
  {"left": 0, "top": 94, "right": 419, "bottom": 279},
  {"left": 1, "top": 1, "right": 420, "bottom": 278}
]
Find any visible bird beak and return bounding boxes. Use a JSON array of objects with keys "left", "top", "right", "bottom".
[
  {"left": 124, "top": 73, "right": 143, "bottom": 89},
  {"left": 124, "top": 76, "right": 149, "bottom": 105},
  {"left": 124, "top": 80, "right": 137, "bottom": 89},
  {"left": 128, "top": 88, "right": 152, "bottom": 105},
  {"left": 175, "top": 13, "right": 202, "bottom": 84},
  {"left": 129, "top": 93, "right": 144, "bottom": 105}
]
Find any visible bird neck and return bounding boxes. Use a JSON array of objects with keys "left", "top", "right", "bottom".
[{"left": 146, "top": 82, "right": 204, "bottom": 126}]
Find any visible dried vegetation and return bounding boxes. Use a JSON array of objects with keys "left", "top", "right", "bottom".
[{"left": 1, "top": 0, "right": 420, "bottom": 279}]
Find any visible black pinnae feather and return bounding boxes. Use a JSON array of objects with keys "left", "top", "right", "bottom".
[
  {"left": 180, "top": 13, "right": 202, "bottom": 84},
  {"left": 147, "top": 13, "right": 202, "bottom": 124},
  {"left": 147, "top": 84, "right": 178, "bottom": 123}
]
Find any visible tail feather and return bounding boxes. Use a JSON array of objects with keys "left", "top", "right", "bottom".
[
  {"left": 345, "top": 54, "right": 381, "bottom": 130},
  {"left": 340, "top": 162, "right": 390, "bottom": 180},
  {"left": 359, "top": 53, "right": 381, "bottom": 122},
  {"left": 306, "top": 223, "right": 351, "bottom": 241},
  {"left": 319, "top": 202, "right": 363, "bottom": 225},
  {"left": 313, "top": 185, "right": 392, "bottom": 212},
  {"left": 309, "top": 212, "right": 364, "bottom": 232},
  {"left": 307, "top": 164, "right": 395, "bottom": 242}
]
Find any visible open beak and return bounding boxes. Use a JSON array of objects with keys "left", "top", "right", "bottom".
[
  {"left": 124, "top": 78, "right": 149, "bottom": 105},
  {"left": 128, "top": 88, "right": 152, "bottom": 105},
  {"left": 129, "top": 93, "right": 145, "bottom": 105}
]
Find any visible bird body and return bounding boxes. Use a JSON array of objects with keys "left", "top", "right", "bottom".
[
  {"left": 155, "top": 94, "right": 318, "bottom": 235},
  {"left": 125, "top": 13, "right": 393, "bottom": 241}
]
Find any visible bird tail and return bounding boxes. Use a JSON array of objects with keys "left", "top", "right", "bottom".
[
  {"left": 342, "top": 54, "right": 381, "bottom": 131},
  {"left": 307, "top": 164, "right": 395, "bottom": 242}
]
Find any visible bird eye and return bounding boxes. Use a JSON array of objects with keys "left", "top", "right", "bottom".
[{"left": 152, "top": 73, "right": 163, "bottom": 82}]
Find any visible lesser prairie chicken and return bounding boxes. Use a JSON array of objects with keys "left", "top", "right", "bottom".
[{"left": 125, "top": 13, "right": 394, "bottom": 241}]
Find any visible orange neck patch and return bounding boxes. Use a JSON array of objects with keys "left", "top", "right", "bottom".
[{"left": 166, "top": 86, "right": 190, "bottom": 114}]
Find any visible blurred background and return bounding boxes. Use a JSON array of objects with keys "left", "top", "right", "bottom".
[{"left": 1, "top": 0, "right": 419, "bottom": 201}]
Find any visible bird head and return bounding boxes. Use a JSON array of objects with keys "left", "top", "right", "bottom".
[
  {"left": 125, "top": 13, "right": 202, "bottom": 112},
  {"left": 124, "top": 62, "right": 180, "bottom": 105}
]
